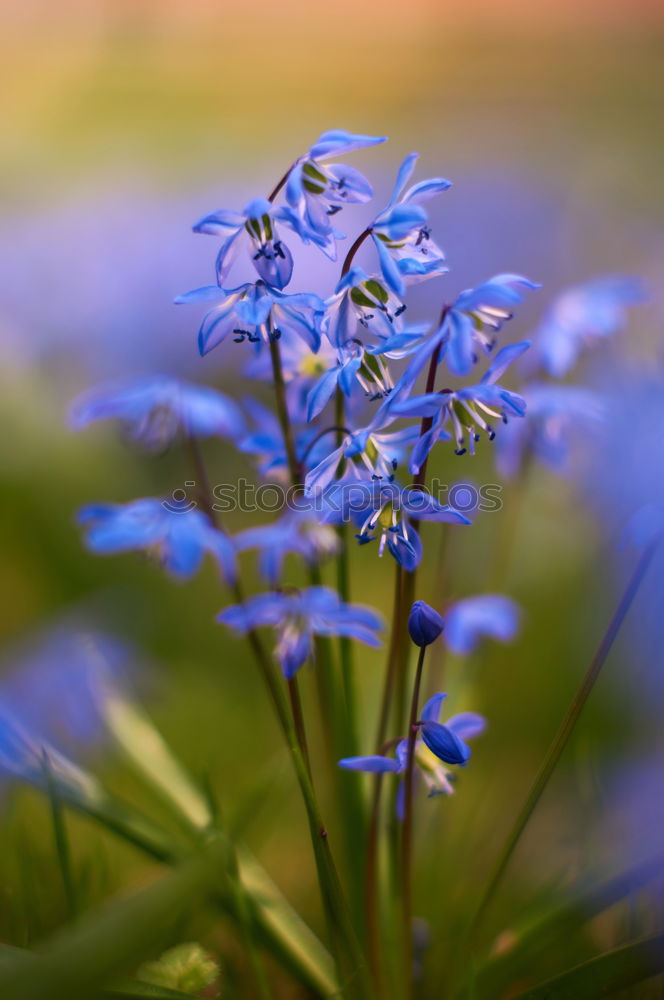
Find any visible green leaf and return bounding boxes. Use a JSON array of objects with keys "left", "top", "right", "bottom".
[
  {"left": 99, "top": 690, "right": 338, "bottom": 998},
  {"left": 0, "top": 835, "right": 227, "bottom": 1000},
  {"left": 474, "top": 854, "right": 664, "bottom": 998},
  {"left": 512, "top": 932, "right": 664, "bottom": 999},
  {"left": 99, "top": 683, "right": 213, "bottom": 832}
]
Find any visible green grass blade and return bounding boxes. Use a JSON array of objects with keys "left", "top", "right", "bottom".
[
  {"left": 98, "top": 687, "right": 339, "bottom": 997},
  {"left": 41, "top": 751, "right": 78, "bottom": 918},
  {"left": 474, "top": 853, "right": 664, "bottom": 998},
  {"left": 512, "top": 932, "right": 664, "bottom": 999},
  {"left": 0, "top": 835, "right": 227, "bottom": 1000}
]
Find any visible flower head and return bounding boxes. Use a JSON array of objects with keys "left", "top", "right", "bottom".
[
  {"left": 323, "top": 266, "right": 409, "bottom": 351},
  {"left": 339, "top": 692, "right": 485, "bottom": 816},
  {"left": 175, "top": 281, "right": 323, "bottom": 356},
  {"left": 391, "top": 342, "right": 530, "bottom": 471},
  {"left": 444, "top": 595, "right": 520, "bottom": 655},
  {"left": 218, "top": 586, "right": 383, "bottom": 678},
  {"left": 235, "top": 511, "right": 338, "bottom": 585},
  {"left": 193, "top": 197, "right": 294, "bottom": 289},
  {"left": 533, "top": 275, "right": 646, "bottom": 377},
  {"left": 69, "top": 375, "right": 244, "bottom": 450},
  {"left": 77, "top": 498, "right": 236, "bottom": 582},
  {"left": 444, "top": 274, "right": 540, "bottom": 376},
  {"left": 408, "top": 601, "right": 444, "bottom": 647},
  {"left": 371, "top": 153, "right": 451, "bottom": 297},
  {"left": 496, "top": 382, "right": 603, "bottom": 479},
  {"left": 278, "top": 129, "right": 387, "bottom": 259}
]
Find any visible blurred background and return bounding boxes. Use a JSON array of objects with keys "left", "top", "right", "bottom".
[{"left": 1, "top": 0, "right": 664, "bottom": 995}]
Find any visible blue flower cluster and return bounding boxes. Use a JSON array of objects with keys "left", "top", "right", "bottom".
[{"left": 67, "top": 129, "right": 645, "bottom": 822}]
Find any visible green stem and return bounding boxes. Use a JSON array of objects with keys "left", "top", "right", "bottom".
[
  {"left": 288, "top": 676, "right": 312, "bottom": 777},
  {"left": 469, "top": 541, "right": 658, "bottom": 943},
  {"left": 265, "top": 336, "right": 372, "bottom": 998},
  {"left": 268, "top": 332, "right": 300, "bottom": 483},
  {"left": 400, "top": 646, "right": 426, "bottom": 999}
]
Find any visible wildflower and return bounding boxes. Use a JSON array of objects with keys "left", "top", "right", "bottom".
[
  {"left": 323, "top": 266, "right": 412, "bottom": 351},
  {"left": 218, "top": 586, "right": 383, "bottom": 678},
  {"left": 0, "top": 627, "right": 132, "bottom": 752},
  {"left": 69, "top": 375, "right": 245, "bottom": 450},
  {"left": 193, "top": 197, "right": 294, "bottom": 289},
  {"left": 496, "top": 382, "right": 603, "bottom": 479},
  {"left": 442, "top": 274, "right": 540, "bottom": 375},
  {"left": 316, "top": 478, "right": 470, "bottom": 570},
  {"left": 235, "top": 511, "right": 338, "bottom": 585},
  {"left": 408, "top": 600, "right": 444, "bottom": 647},
  {"left": 391, "top": 342, "right": 530, "bottom": 471},
  {"left": 533, "top": 275, "right": 646, "bottom": 377},
  {"left": 370, "top": 153, "right": 451, "bottom": 297},
  {"left": 304, "top": 425, "right": 420, "bottom": 495},
  {"left": 339, "top": 693, "right": 485, "bottom": 816},
  {"left": 0, "top": 708, "right": 103, "bottom": 808},
  {"left": 77, "top": 498, "right": 236, "bottom": 582},
  {"left": 278, "top": 129, "right": 387, "bottom": 259},
  {"left": 444, "top": 595, "right": 520, "bottom": 655},
  {"left": 175, "top": 281, "right": 323, "bottom": 356},
  {"left": 239, "top": 397, "right": 331, "bottom": 481}
]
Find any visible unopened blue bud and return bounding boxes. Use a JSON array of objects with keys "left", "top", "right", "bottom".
[{"left": 408, "top": 600, "right": 444, "bottom": 647}]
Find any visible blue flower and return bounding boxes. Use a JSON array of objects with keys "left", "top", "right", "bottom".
[
  {"left": 315, "top": 478, "right": 471, "bottom": 570},
  {"left": 278, "top": 129, "right": 387, "bottom": 260},
  {"left": 370, "top": 153, "right": 451, "bottom": 297},
  {"left": 218, "top": 586, "right": 384, "bottom": 678},
  {"left": 175, "top": 281, "right": 323, "bottom": 356},
  {"left": 533, "top": 276, "right": 646, "bottom": 377},
  {"left": 239, "top": 397, "right": 332, "bottom": 482},
  {"left": 304, "top": 425, "right": 420, "bottom": 495},
  {"left": 444, "top": 595, "right": 521, "bottom": 655},
  {"left": 339, "top": 693, "right": 485, "bottom": 816},
  {"left": 193, "top": 197, "right": 294, "bottom": 289},
  {"left": 235, "top": 511, "right": 338, "bottom": 585},
  {"left": 408, "top": 600, "right": 444, "bottom": 647},
  {"left": 77, "top": 498, "right": 236, "bottom": 582},
  {"left": 496, "top": 382, "right": 603, "bottom": 479},
  {"left": 443, "top": 274, "right": 540, "bottom": 376},
  {"left": 69, "top": 375, "right": 245, "bottom": 449},
  {"left": 0, "top": 627, "right": 133, "bottom": 756},
  {"left": 323, "top": 266, "right": 409, "bottom": 351},
  {"left": 391, "top": 341, "right": 530, "bottom": 470}
]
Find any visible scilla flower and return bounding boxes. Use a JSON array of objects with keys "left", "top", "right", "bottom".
[
  {"left": 278, "top": 129, "right": 386, "bottom": 259},
  {"left": 193, "top": 197, "right": 294, "bottom": 289},
  {"left": 339, "top": 693, "right": 485, "bottom": 816},
  {"left": 77, "top": 498, "right": 236, "bottom": 582},
  {"left": 496, "top": 382, "right": 603, "bottom": 479},
  {"left": 408, "top": 600, "right": 444, "bottom": 647},
  {"left": 175, "top": 281, "right": 323, "bottom": 355},
  {"left": 325, "top": 479, "right": 470, "bottom": 570},
  {"left": 532, "top": 275, "right": 645, "bottom": 377},
  {"left": 235, "top": 511, "right": 338, "bottom": 585},
  {"left": 392, "top": 342, "right": 529, "bottom": 470},
  {"left": 444, "top": 595, "right": 520, "bottom": 655},
  {"left": 218, "top": 586, "right": 383, "bottom": 678},
  {"left": 69, "top": 375, "right": 245, "bottom": 450},
  {"left": 324, "top": 267, "right": 408, "bottom": 350},
  {"left": 370, "top": 152, "right": 451, "bottom": 297},
  {"left": 379, "top": 274, "right": 537, "bottom": 384}
]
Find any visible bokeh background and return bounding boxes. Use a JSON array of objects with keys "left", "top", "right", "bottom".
[{"left": 1, "top": 0, "right": 664, "bottom": 995}]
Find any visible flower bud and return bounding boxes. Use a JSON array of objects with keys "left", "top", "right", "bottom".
[{"left": 408, "top": 600, "right": 444, "bottom": 647}]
